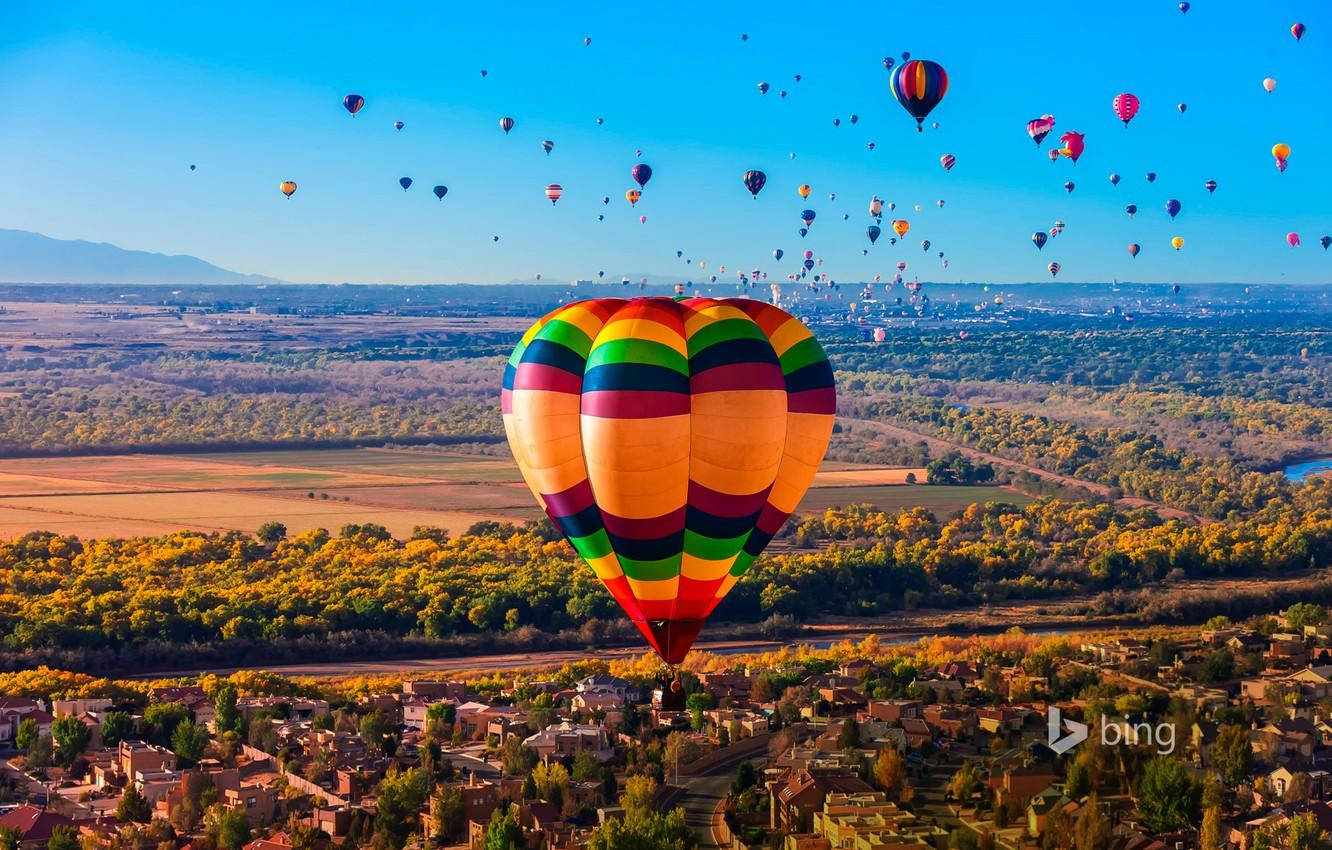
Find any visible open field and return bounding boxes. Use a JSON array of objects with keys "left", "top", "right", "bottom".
[{"left": 0, "top": 447, "right": 1015, "bottom": 539}]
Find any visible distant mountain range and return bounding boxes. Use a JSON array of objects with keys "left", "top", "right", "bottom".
[{"left": 0, "top": 229, "right": 283, "bottom": 285}]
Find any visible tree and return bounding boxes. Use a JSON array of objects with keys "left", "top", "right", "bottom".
[
  {"left": 256, "top": 522, "right": 287, "bottom": 544},
  {"left": 51, "top": 715, "right": 90, "bottom": 768},
  {"left": 214, "top": 684, "right": 241, "bottom": 736},
  {"left": 571, "top": 748, "right": 601, "bottom": 783},
  {"left": 206, "top": 805, "right": 252, "bottom": 850},
  {"left": 143, "top": 703, "right": 190, "bottom": 745},
  {"left": 359, "top": 710, "right": 388, "bottom": 755},
  {"left": 1211, "top": 724, "right": 1254, "bottom": 786},
  {"left": 949, "top": 761, "right": 980, "bottom": 803},
  {"left": 1285, "top": 603, "right": 1327, "bottom": 631},
  {"left": 664, "top": 732, "right": 700, "bottom": 784},
  {"left": 482, "top": 805, "right": 524, "bottom": 850},
  {"left": 0, "top": 827, "right": 21, "bottom": 850},
  {"left": 171, "top": 719, "right": 209, "bottom": 766},
  {"left": 874, "top": 750, "right": 911, "bottom": 802},
  {"left": 46, "top": 827, "right": 78, "bottom": 850},
  {"left": 500, "top": 736, "right": 536, "bottom": 776},
  {"left": 116, "top": 784, "right": 153, "bottom": 824},
  {"left": 1065, "top": 756, "right": 1092, "bottom": 799},
  {"left": 14, "top": 718, "right": 38, "bottom": 753},
  {"left": 622, "top": 776, "right": 657, "bottom": 823},
  {"left": 430, "top": 785, "right": 464, "bottom": 845},
  {"left": 1136, "top": 757, "right": 1199, "bottom": 834},
  {"left": 101, "top": 712, "right": 134, "bottom": 749},
  {"left": 1287, "top": 812, "right": 1327, "bottom": 850},
  {"left": 531, "top": 761, "right": 570, "bottom": 808},
  {"left": 1201, "top": 804, "right": 1222, "bottom": 850},
  {"left": 685, "top": 692, "right": 713, "bottom": 732},
  {"left": 1072, "top": 794, "right": 1110, "bottom": 850},
  {"left": 374, "top": 768, "right": 429, "bottom": 850},
  {"left": 838, "top": 717, "right": 862, "bottom": 750},
  {"left": 586, "top": 809, "right": 696, "bottom": 850},
  {"left": 731, "top": 761, "right": 757, "bottom": 796}
]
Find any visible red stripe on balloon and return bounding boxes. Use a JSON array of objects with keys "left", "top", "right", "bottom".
[
  {"left": 690, "top": 362, "right": 785, "bottom": 394},
  {"left": 687, "top": 480, "right": 771, "bottom": 518},
  {"left": 580, "top": 390, "right": 690, "bottom": 418},
  {"left": 512, "top": 362, "right": 583, "bottom": 393}
]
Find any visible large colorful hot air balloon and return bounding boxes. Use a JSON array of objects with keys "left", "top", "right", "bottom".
[
  {"left": 743, "top": 170, "right": 767, "bottom": 198},
  {"left": 940, "top": 154, "right": 956, "bottom": 171},
  {"left": 1048, "top": 262, "right": 1060, "bottom": 278},
  {"left": 502, "top": 297, "right": 835, "bottom": 665},
  {"left": 342, "top": 94, "right": 364, "bottom": 116},
  {"left": 279, "top": 181, "right": 297, "bottom": 198},
  {"left": 1128, "top": 242, "right": 1140, "bottom": 258},
  {"left": 433, "top": 185, "right": 448, "bottom": 200},
  {"left": 1058, "top": 131, "right": 1085, "bottom": 163},
  {"left": 1112, "top": 93, "right": 1140, "bottom": 127},
  {"left": 1292, "top": 22, "right": 1306, "bottom": 40},
  {"left": 1027, "top": 115, "right": 1056, "bottom": 147},
  {"left": 545, "top": 184, "right": 563, "bottom": 204},
  {"left": 1032, "top": 231, "right": 1048, "bottom": 250},
  {"left": 888, "top": 60, "right": 949, "bottom": 131},
  {"left": 632, "top": 164, "right": 653, "bottom": 188},
  {"left": 1165, "top": 199, "right": 1181, "bottom": 219},
  {"left": 891, "top": 219, "right": 910, "bottom": 238}
]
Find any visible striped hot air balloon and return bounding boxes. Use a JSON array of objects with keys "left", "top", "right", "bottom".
[
  {"left": 545, "top": 183, "right": 563, "bottom": 204},
  {"left": 888, "top": 60, "right": 949, "bottom": 131},
  {"left": 501, "top": 297, "right": 835, "bottom": 664},
  {"left": 1112, "top": 92, "right": 1140, "bottom": 127},
  {"left": 940, "top": 154, "right": 956, "bottom": 171}
]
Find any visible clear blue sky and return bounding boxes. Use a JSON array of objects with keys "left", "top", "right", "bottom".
[{"left": 2, "top": 0, "right": 1329, "bottom": 285}]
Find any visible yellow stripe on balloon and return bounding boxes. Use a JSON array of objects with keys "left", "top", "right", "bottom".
[
  {"left": 595, "top": 316, "right": 687, "bottom": 357},
  {"left": 714, "top": 574, "right": 740, "bottom": 600},
  {"left": 555, "top": 303, "right": 612, "bottom": 342},
  {"left": 681, "top": 553, "right": 736, "bottom": 582},
  {"left": 913, "top": 62, "right": 926, "bottom": 99},
  {"left": 766, "top": 317, "right": 813, "bottom": 357},
  {"left": 586, "top": 553, "right": 624, "bottom": 580},
  {"left": 626, "top": 575, "right": 679, "bottom": 601}
]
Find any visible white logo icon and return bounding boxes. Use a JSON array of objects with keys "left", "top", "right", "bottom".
[{"left": 1047, "top": 706, "right": 1088, "bottom": 755}]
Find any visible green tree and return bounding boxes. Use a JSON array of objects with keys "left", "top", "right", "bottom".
[
  {"left": 430, "top": 785, "right": 465, "bottom": 845},
  {"left": 838, "top": 717, "right": 862, "bottom": 749},
  {"left": 1210, "top": 724, "right": 1254, "bottom": 785},
  {"left": 731, "top": 761, "right": 757, "bottom": 796},
  {"left": 359, "top": 710, "right": 389, "bottom": 755},
  {"left": 1136, "top": 757, "right": 1199, "bottom": 834},
  {"left": 500, "top": 736, "right": 537, "bottom": 776},
  {"left": 1072, "top": 794, "right": 1110, "bottom": 850},
  {"left": 374, "top": 768, "right": 430, "bottom": 850},
  {"left": 143, "top": 702, "right": 190, "bottom": 745},
  {"left": 214, "top": 684, "right": 242, "bottom": 736},
  {"left": 171, "top": 719, "right": 209, "bottom": 766},
  {"left": 0, "top": 827, "right": 21, "bottom": 850},
  {"left": 482, "top": 805, "right": 524, "bottom": 850},
  {"left": 1065, "top": 757, "right": 1092, "bottom": 799},
  {"left": 1201, "top": 804, "right": 1222, "bottom": 850},
  {"left": 51, "top": 714, "right": 91, "bottom": 767},
  {"left": 622, "top": 775, "right": 657, "bottom": 822},
  {"left": 14, "top": 718, "right": 38, "bottom": 753},
  {"left": 206, "top": 805, "right": 252, "bottom": 850},
  {"left": 100, "top": 712, "right": 134, "bottom": 748},
  {"left": 46, "top": 827, "right": 78, "bottom": 850},
  {"left": 116, "top": 783, "right": 153, "bottom": 824},
  {"left": 1285, "top": 603, "right": 1327, "bottom": 631},
  {"left": 587, "top": 809, "right": 696, "bottom": 850},
  {"left": 1288, "top": 812, "right": 1327, "bottom": 850},
  {"left": 256, "top": 522, "right": 287, "bottom": 544}
]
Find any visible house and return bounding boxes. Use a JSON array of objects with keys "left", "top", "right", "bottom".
[
  {"left": 402, "top": 697, "right": 454, "bottom": 731},
  {"left": 0, "top": 701, "right": 53, "bottom": 745},
  {"left": 522, "top": 722, "right": 614, "bottom": 762},
  {"left": 900, "top": 718, "right": 932, "bottom": 750},
  {"left": 571, "top": 691, "right": 622, "bottom": 713},
  {"left": 936, "top": 660, "right": 983, "bottom": 684},
  {"left": 223, "top": 783, "right": 278, "bottom": 827},
  {"left": 769, "top": 769, "right": 874, "bottom": 832},
  {"left": 922, "top": 705, "right": 976, "bottom": 740},
  {"left": 976, "top": 708, "right": 1024, "bottom": 735},
  {"left": 403, "top": 680, "right": 468, "bottom": 700},
  {"left": 990, "top": 761, "right": 1057, "bottom": 806},
  {"left": 0, "top": 806, "right": 77, "bottom": 850},
  {"left": 812, "top": 791, "right": 944, "bottom": 850},
  {"left": 575, "top": 675, "right": 640, "bottom": 703},
  {"left": 1027, "top": 787, "right": 1079, "bottom": 835},
  {"left": 864, "top": 700, "right": 921, "bottom": 724}
]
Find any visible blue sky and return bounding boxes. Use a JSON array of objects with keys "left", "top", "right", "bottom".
[{"left": 2, "top": 0, "right": 1329, "bottom": 285}]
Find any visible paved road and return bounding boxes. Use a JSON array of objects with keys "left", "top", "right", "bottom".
[{"left": 679, "top": 772, "right": 730, "bottom": 849}]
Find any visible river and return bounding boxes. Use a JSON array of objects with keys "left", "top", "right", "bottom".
[{"left": 1283, "top": 457, "right": 1332, "bottom": 482}]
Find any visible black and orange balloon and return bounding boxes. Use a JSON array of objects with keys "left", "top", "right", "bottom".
[{"left": 502, "top": 297, "right": 835, "bottom": 663}]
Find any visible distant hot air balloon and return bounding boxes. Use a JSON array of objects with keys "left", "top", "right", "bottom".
[
  {"left": 1058, "top": 131, "right": 1085, "bottom": 163},
  {"left": 743, "top": 170, "right": 767, "bottom": 197},
  {"left": 1179, "top": 1, "right": 1189, "bottom": 11},
  {"left": 1287, "top": 232, "right": 1301, "bottom": 248},
  {"left": 1292, "top": 22, "right": 1306, "bottom": 40},
  {"left": 800, "top": 209, "right": 816, "bottom": 227},
  {"left": 773, "top": 249, "right": 784, "bottom": 260},
  {"left": 741, "top": 33, "right": 748, "bottom": 41},
  {"left": 889, "top": 59, "right": 949, "bottom": 131},
  {"left": 480, "top": 69, "right": 488, "bottom": 77},
  {"left": 583, "top": 36, "right": 591, "bottom": 45},
  {"left": 1273, "top": 143, "right": 1290, "bottom": 170},
  {"left": 1032, "top": 231, "right": 1048, "bottom": 250},
  {"left": 541, "top": 140, "right": 554, "bottom": 155},
  {"left": 940, "top": 154, "right": 956, "bottom": 171},
  {"left": 626, "top": 189, "right": 641, "bottom": 206},
  {"left": 867, "top": 141, "right": 876, "bottom": 151},
  {"left": 545, "top": 183, "right": 563, "bottom": 204},
  {"left": 920, "top": 240, "right": 931, "bottom": 252},
  {"left": 499, "top": 116, "right": 515, "bottom": 133},
  {"left": 867, "top": 225, "right": 881, "bottom": 244},
  {"left": 832, "top": 118, "right": 841, "bottom": 127},
  {"left": 1172, "top": 236, "right": 1185, "bottom": 250},
  {"left": 1064, "top": 181, "right": 1075, "bottom": 194},
  {"left": 1165, "top": 199, "right": 1181, "bottom": 219},
  {"left": 1146, "top": 172, "right": 1157, "bottom": 183},
  {"left": 1048, "top": 149, "right": 1060, "bottom": 163},
  {"left": 757, "top": 81, "right": 770, "bottom": 94},
  {"left": 1321, "top": 236, "right": 1332, "bottom": 250},
  {"left": 873, "top": 327, "right": 886, "bottom": 343},
  {"left": 1263, "top": 77, "right": 1277, "bottom": 93},
  {"left": 1109, "top": 173, "right": 1120, "bottom": 186},
  {"left": 1126, "top": 204, "right": 1138, "bottom": 217},
  {"left": 433, "top": 185, "right": 448, "bottom": 200},
  {"left": 189, "top": 164, "right": 196, "bottom": 171},
  {"left": 1048, "top": 262, "right": 1060, "bottom": 278},
  {"left": 883, "top": 57, "right": 894, "bottom": 70},
  {"left": 399, "top": 177, "right": 412, "bottom": 191},
  {"left": 779, "top": 90, "right": 787, "bottom": 98},
  {"left": 1112, "top": 93, "right": 1140, "bottom": 127},
  {"left": 640, "top": 215, "right": 647, "bottom": 223},
  {"left": 1128, "top": 242, "right": 1140, "bottom": 258},
  {"left": 892, "top": 220, "right": 910, "bottom": 238},
  {"left": 394, "top": 121, "right": 404, "bottom": 131},
  {"left": 342, "top": 94, "right": 364, "bottom": 116},
  {"left": 937, "top": 199, "right": 945, "bottom": 208},
  {"left": 279, "top": 181, "right": 297, "bottom": 198},
  {"left": 850, "top": 114, "right": 859, "bottom": 124},
  {"left": 632, "top": 164, "right": 653, "bottom": 187},
  {"left": 869, "top": 198, "right": 884, "bottom": 218},
  {"left": 1027, "top": 115, "right": 1056, "bottom": 147},
  {"left": 797, "top": 184, "right": 812, "bottom": 199},
  {"left": 1178, "top": 103, "right": 1187, "bottom": 114},
  {"left": 1205, "top": 179, "right": 1217, "bottom": 193}
]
